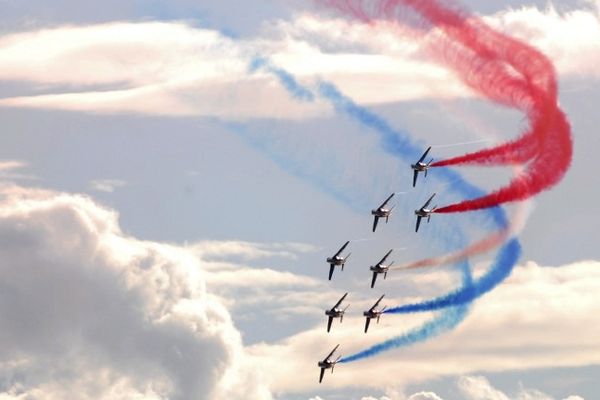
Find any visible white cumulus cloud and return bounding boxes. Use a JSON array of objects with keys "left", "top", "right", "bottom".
[
  {"left": 248, "top": 259, "right": 600, "bottom": 393},
  {"left": 0, "top": 183, "right": 272, "bottom": 399},
  {"left": 89, "top": 178, "right": 127, "bottom": 193}
]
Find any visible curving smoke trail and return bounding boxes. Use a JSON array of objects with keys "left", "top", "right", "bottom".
[
  {"left": 340, "top": 239, "right": 521, "bottom": 362},
  {"left": 319, "top": 0, "right": 573, "bottom": 214},
  {"left": 316, "top": 80, "right": 524, "bottom": 362},
  {"left": 340, "top": 291, "right": 470, "bottom": 363},
  {"left": 316, "top": 81, "right": 506, "bottom": 229},
  {"left": 392, "top": 229, "right": 508, "bottom": 270},
  {"left": 249, "top": 59, "right": 525, "bottom": 362},
  {"left": 385, "top": 238, "right": 521, "bottom": 314}
]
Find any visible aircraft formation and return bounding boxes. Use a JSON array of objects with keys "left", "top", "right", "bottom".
[{"left": 318, "top": 147, "right": 437, "bottom": 383}]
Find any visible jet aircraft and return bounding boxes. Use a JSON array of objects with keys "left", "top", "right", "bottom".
[
  {"left": 411, "top": 146, "right": 433, "bottom": 187},
  {"left": 369, "top": 249, "right": 394, "bottom": 288},
  {"left": 414, "top": 193, "right": 437, "bottom": 233},
  {"left": 363, "top": 294, "right": 386, "bottom": 333},
  {"left": 318, "top": 344, "right": 341, "bottom": 383},
  {"left": 371, "top": 193, "right": 395, "bottom": 232},
  {"left": 325, "top": 293, "right": 349, "bottom": 333},
  {"left": 326, "top": 241, "right": 351, "bottom": 280}
]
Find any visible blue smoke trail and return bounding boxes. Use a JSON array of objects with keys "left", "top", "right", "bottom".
[
  {"left": 315, "top": 81, "right": 522, "bottom": 295},
  {"left": 249, "top": 57, "right": 315, "bottom": 102},
  {"left": 313, "top": 80, "right": 521, "bottom": 361},
  {"left": 338, "top": 240, "right": 520, "bottom": 362},
  {"left": 340, "top": 299, "right": 469, "bottom": 363},
  {"left": 387, "top": 238, "right": 521, "bottom": 313},
  {"left": 316, "top": 82, "right": 507, "bottom": 229},
  {"left": 246, "top": 58, "right": 521, "bottom": 362}
]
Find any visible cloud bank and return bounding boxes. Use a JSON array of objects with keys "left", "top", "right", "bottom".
[
  {"left": 249, "top": 259, "right": 600, "bottom": 393},
  {"left": 0, "top": 5, "right": 599, "bottom": 118},
  {"left": 0, "top": 184, "right": 271, "bottom": 399}
]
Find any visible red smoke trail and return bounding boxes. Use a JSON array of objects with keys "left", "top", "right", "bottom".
[
  {"left": 319, "top": 0, "right": 572, "bottom": 213},
  {"left": 393, "top": 196, "right": 531, "bottom": 270},
  {"left": 392, "top": 229, "right": 508, "bottom": 270}
]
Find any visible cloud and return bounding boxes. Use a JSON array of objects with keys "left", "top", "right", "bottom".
[
  {"left": 361, "top": 396, "right": 393, "bottom": 400},
  {"left": 458, "top": 375, "right": 584, "bottom": 400},
  {"left": 0, "top": 21, "right": 327, "bottom": 119},
  {"left": 89, "top": 178, "right": 127, "bottom": 193},
  {"left": 0, "top": 160, "right": 27, "bottom": 171},
  {"left": 247, "top": 259, "right": 600, "bottom": 393},
  {"left": 484, "top": 5, "right": 600, "bottom": 78},
  {"left": 356, "top": 376, "right": 584, "bottom": 400},
  {"left": 0, "top": 184, "right": 272, "bottom": 399},
  {"left": 458, "top": 376, "right": 511, "bottom": 400},
  {"left": 0, "top": 5, "right": 599, "bottom": 117},
  {"left": 189, "top": 240, "right": 318, "bottom": 262},
  {"left": 0, "top": 160, "right": 36, "bottom": 181},
  {"left": 407, "top": 393, "right": 443, "bottom": 400}
]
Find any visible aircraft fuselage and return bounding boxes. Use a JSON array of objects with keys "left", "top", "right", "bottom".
[
  {"left": 363, "top": 310, "right": 381, "bottom": 318},
  {"left": 325, "top": 308, "right": 344, "bottom": 318},
  {"left": 326, "top": 256, "right": 344, "bottom": 265},
  {"left": 411, "top": 162, "right": 428, "bottom": 171},
  {"left": 371, "top": 208, "right": 391, "bottom": 217},
  {"left": 370, "top": 265, "right": 389, "bottom": 274},
  {"left": 415, "top": 209, "right": 433, "bottom": 218}
]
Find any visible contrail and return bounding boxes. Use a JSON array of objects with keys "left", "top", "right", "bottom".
[
  {"left": 249, "top": 59, "right": 524, "bottom": 363},
  {"left": 385, "top": 239, "right": 521, "bottom": 314},
  {"left": 316, "top": 81, "right": 507, "bottom": 229},
  {"left": 392, "top": 229, "right": 509, "bottom": 271},
  {"left": 341, "top": 299, "right": 470, "bottom": 363},
  {"left": 432, "top": 139, "right": 492, "bottom": 148},
  {"left": 319, "top": 0, "right": 572, "bottom": 214},
  {"left": 393, "top": 194, "right": 532, "bottom": 271},
  {"left": 349, "top": 238, "right": 376, "bottom": 243}
]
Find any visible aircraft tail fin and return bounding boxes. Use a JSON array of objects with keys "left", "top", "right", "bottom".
[{"left": 343, "top": 252, "right": 351, "bottom": 266}]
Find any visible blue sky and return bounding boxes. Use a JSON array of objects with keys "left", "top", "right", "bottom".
[{"left": 0, "top": 1, "right": 599, "bottom": 399}]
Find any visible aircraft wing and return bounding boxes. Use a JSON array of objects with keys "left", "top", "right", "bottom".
[
  {"left": 378, "top": 249, "right": 393, "bottom": 265},
  {"left": 328, "top": 264, "right": 335, "bottom": 280},
  {"left": 418, "top": 146, "right": 432, "bottom": 163},
  {"left": 412, "top": 169, "right": 419, "bottom": 187},
  {"left": 334, "top": 241, "right": 350, "bottom": 257},
  {"left": 372, "top": 216, "right": 379, "bottom": 232},
  {"left": 333, "top": 293, "right": 348, "bottom": 309},
  {"left": 364, "top": 318, "right": 371, "bottom": 333},
  {"left": 370, "top": 271, "right": 378, "bottom": 289},
  {"left": 319, "top": 368, "right": 325, "bottom": 383},
  {"left": 422, "top": 193, "right": 436, "bottom": 209},
  {"left": 325, "top": 344, "right": 340, "bottom": 361},
  {"left": 327, "top": 316, "right": 334, "bottom": 333},
  {"left": 370, "top": 294, "right": 385, "bottom": 311},
  {"left": 378, "top": 193, "right": 395, "bottom": 209},
  {"left": 415, "top": 216, "right": 423, "bottom": 233}
]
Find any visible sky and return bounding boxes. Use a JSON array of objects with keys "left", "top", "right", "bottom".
[{"left": 0, "top": 0, "right": 599, "bottom": 399}]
